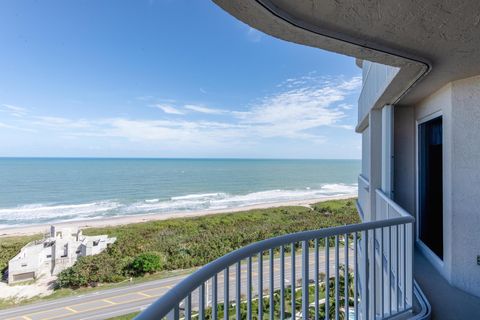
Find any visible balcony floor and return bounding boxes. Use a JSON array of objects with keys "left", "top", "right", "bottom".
[{"left": 414, "top": 248, "right": 480, "bottom": 319}]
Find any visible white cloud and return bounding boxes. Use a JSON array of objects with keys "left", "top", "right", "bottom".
[
  {"left": 0, "top": 74, "right": 360, "bottom": 149},
  {"left": 35, "top": 116, "right": 92, "bottom": 129},
  {"left": 0, "top": 121, "right": 36, "bottom": 132},
  {"left": 152, "top": 104, "right": 184, "bottom": 115},
  {"left": 1, "top": 104, "right": 28, "bottom": 117},
  {"left": 234, "top": 76, "right": 361, "bottom": 139},
  {"left": 184, "top": 104, "right": 226, "bottom": 115}
]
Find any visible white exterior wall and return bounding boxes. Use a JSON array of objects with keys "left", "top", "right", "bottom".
[
  {"left": 449, "top": 76, "right": 480, "bottom": 297},
  {"left": 8, "top": 227, "right": 116, "bottom": 283},
  {"left": 392, "top": 76, "right": 480, "bottom": 298},
  {"left": 358, "top": 61, "right": 400, "bottom": 127}
]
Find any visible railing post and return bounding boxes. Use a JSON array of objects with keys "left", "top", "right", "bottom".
[
  {"left": 236, "top": 261, "right": 241, "bottom": 320},
  {"left": 259, "top": 252, "right": 263, "bottom": 320},
  {"left": 344, "top": 234, "right": 349, "bottom": 319},
  {"left": 270, "top": 249, "right": 275, "bottom": 320},
  {"left": 166, "top": 305, "right": 179, "bottom": 320},
  {"left": 291, "top": 243, "right": 296, "bottom": 319},
  {"left": 325, "top": 237, "right": 330, "bottom": 320},
  {"left": 361, "top": 230, "right": 369, "bottom": 320},
  {"left": 335, "top": 235, "right": 339, "bottom": 320},
  {"left": 302, "top": 241, "right": 309, "bottom": 320},
  {"left": 314, "top": 239, "right": 319, "bottom": 320},
  {"left": 247, "top": 257, "right": 252, "bottom": 320},
  {"left": 212, "top": 275, "right": 217, "bottom": 320},
  {"left": 224, "top": 267, "right": 229, "bottom": 320},
  {"left": 280, "top": 245, "right": 285, "bottom": 320}
]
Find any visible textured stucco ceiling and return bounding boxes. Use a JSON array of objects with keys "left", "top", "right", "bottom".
[{"left": 214, "top": 0, "right": 480, "bottom": 106}]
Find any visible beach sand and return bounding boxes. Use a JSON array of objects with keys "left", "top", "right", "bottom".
[{"left": 0, "top": 195, "right": 355, "bottom": 238}]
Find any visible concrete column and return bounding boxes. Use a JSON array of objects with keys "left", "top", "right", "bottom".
[
  {"left": 369, "top": 108, "right": 382, "bottom": 221},
  {"left": 381, "top": 105, "right": 393, "bottom": 197}
]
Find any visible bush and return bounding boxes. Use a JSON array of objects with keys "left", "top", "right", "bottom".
[
  {"left": 54, "top": 198, "right": 359, "bottom": 288},
  {"left": 57, "top": 252, "right": 130, "bottom": 288},
  {"left": 130, "top": 252, "right": 164, "bottom": 275}
]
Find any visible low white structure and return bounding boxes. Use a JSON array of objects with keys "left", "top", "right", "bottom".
[{"left": 8, "top": 226, "right": 116, "bottom": 284}]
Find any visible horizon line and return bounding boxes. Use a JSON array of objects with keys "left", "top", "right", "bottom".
[{"left": 0, "top": 156, "right": 361, "bottom": 161}]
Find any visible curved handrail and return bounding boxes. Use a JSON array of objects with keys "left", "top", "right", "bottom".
[{"left": 136, "top": 215, "right": 414, "bottom": 320}]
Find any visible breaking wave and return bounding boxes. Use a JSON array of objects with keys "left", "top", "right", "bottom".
[{"left": 0, "top": 183, "right": 357, "bottom": 228}]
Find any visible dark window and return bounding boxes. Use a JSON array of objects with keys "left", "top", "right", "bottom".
[{"left": 418, "top": 116, "right": 443, "bottom": 259}]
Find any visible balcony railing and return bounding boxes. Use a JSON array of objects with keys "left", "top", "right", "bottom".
[
  {"left": 136, "top": 195, "right": 414, "bottom": 320},
  {"left": 358, "top": 61, "right": 400, "bottom": 127},
  {"left": 357, "top": 175, "right": 370, "bottom": 219}
]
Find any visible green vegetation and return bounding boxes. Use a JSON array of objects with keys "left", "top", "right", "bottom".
[
  {"left": 131, "top": 252, "right": 165, "bottom": 275},
  {"left": 0, "top": 198, "right": 359, "bottom": 293},
  {"left": 108, "top": 312, "right": 140, "bottom": 320},
  {"left": 58, "top": 198, "right": 359, "bottom": 288}
]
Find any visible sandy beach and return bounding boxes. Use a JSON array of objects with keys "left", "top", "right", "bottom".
[{"left": 0, "top": 195, "right": 354, "bottom": 238}]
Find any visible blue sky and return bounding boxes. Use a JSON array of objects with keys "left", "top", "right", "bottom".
[{"left": 0, "top": 0, "right": 361, "bottom": 159}]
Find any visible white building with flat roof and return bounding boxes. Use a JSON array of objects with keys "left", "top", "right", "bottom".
[{"left": 8, "top": 225, "right": 116, "bottom": 284}]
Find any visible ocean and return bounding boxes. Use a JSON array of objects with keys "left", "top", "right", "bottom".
[{"left": 0, "top": 158, "right": 360, "bottom": 228}]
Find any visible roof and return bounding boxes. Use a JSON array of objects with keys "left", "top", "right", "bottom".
[{"left": 214, "top": 0, "right": 480, "bottom": 106}]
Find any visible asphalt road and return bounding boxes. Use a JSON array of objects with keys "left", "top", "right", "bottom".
[{"left": 0, "top": 247, "right": 353, "bottom": 320}]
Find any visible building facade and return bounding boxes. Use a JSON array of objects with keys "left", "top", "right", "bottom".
[
  {"left": 8, "top": 225, "right": 116, "bottom": 283},
  {"left": 139, "top": 1, "right": 480, "bottom": 319}
]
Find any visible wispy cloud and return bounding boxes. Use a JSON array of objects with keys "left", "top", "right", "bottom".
[
  {"left": 1, "top": 104, "right": 28, "bottom": 117},
  {"left": 235, "top": 76, "right": 361, "bottom": 139},
  {"left": 34, "top": 116, "right": 93, "bottom": 129},
  {"left": 0, "top": 74, "right": 360, "bottom": 149},
  {"left": 184, "top": 104, "right": 226, "bottom": 115},
  {"left": 0, "top": 121, "right": 36, "bottom": 132},
  {"left": 152, "top": 104, "right": 184, "bottom": 115}
]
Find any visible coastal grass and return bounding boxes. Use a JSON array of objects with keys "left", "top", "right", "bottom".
[
  {"left": 58, "top": 198, "right": 359, "bottom": 287},
  {"left": 108, "top": 312, "right": 140, "bottom": 320},
  {"left": 0, "top": 198, "right": 359, "bottom": 308}
]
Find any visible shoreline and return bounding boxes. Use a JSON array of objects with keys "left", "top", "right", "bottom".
[{"left": 0, "top": 195, "right": 355, "bottom": 238}]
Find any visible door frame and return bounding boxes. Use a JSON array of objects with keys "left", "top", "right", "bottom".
[{"left": 415, "top": 110, "right": 444, "bottom": 269}]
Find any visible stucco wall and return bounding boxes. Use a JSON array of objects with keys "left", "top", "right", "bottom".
[
  {"left": 393, "top": 106, "right": 415, "bottom": 215},
  {"left": 414, "top": 83, "right": 453, "bottom": 283},
  {"left": 413, "top": 78, "right": 480, "bottom": 297},
  {"left": 449, "top": 75, "right": 480, "bottom": 297},
  {"left": 361, "top": 127, "right": 370, "bottom": 180}
]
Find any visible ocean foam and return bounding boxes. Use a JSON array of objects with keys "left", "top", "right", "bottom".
[{"left": 0, "top": 184, "right": 357, "bottom": 228}]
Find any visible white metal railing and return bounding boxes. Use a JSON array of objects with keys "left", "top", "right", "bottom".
[
  {"left": 373, "top": 189, "right": 414, "bottom": 319},
  {"left": 357, "top": 175, "right": 370, "bottom": 219},
  {"left": 136, "top": 206, "right": 414, "bottom": 320},
  {"left": 358, "top": 62, "right": 400, "bottom": 125}
]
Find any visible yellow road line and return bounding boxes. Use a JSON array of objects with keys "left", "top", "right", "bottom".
[
  {"left": 20, "top": 284, "right": 174, "bottom": 320},
  {"left": 137, "top": 292, "right": 152, "bottom": 297},
  {"left": 65, "top": 306, "right": 78, "bottom": 313},
  {"left": 102, "top": 299, "right": 117, "bottom": 305},
  {"left": 142, "top": 285, "right": 172, "bottom": 294}
]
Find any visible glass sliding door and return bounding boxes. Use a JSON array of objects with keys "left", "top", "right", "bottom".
[{"left": 418, "top": 116, "right": 443, "bottom": 259}]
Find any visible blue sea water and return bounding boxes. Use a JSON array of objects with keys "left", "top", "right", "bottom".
[{"left": 0, "top": 158, "right": 360, "bottom": 228}]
